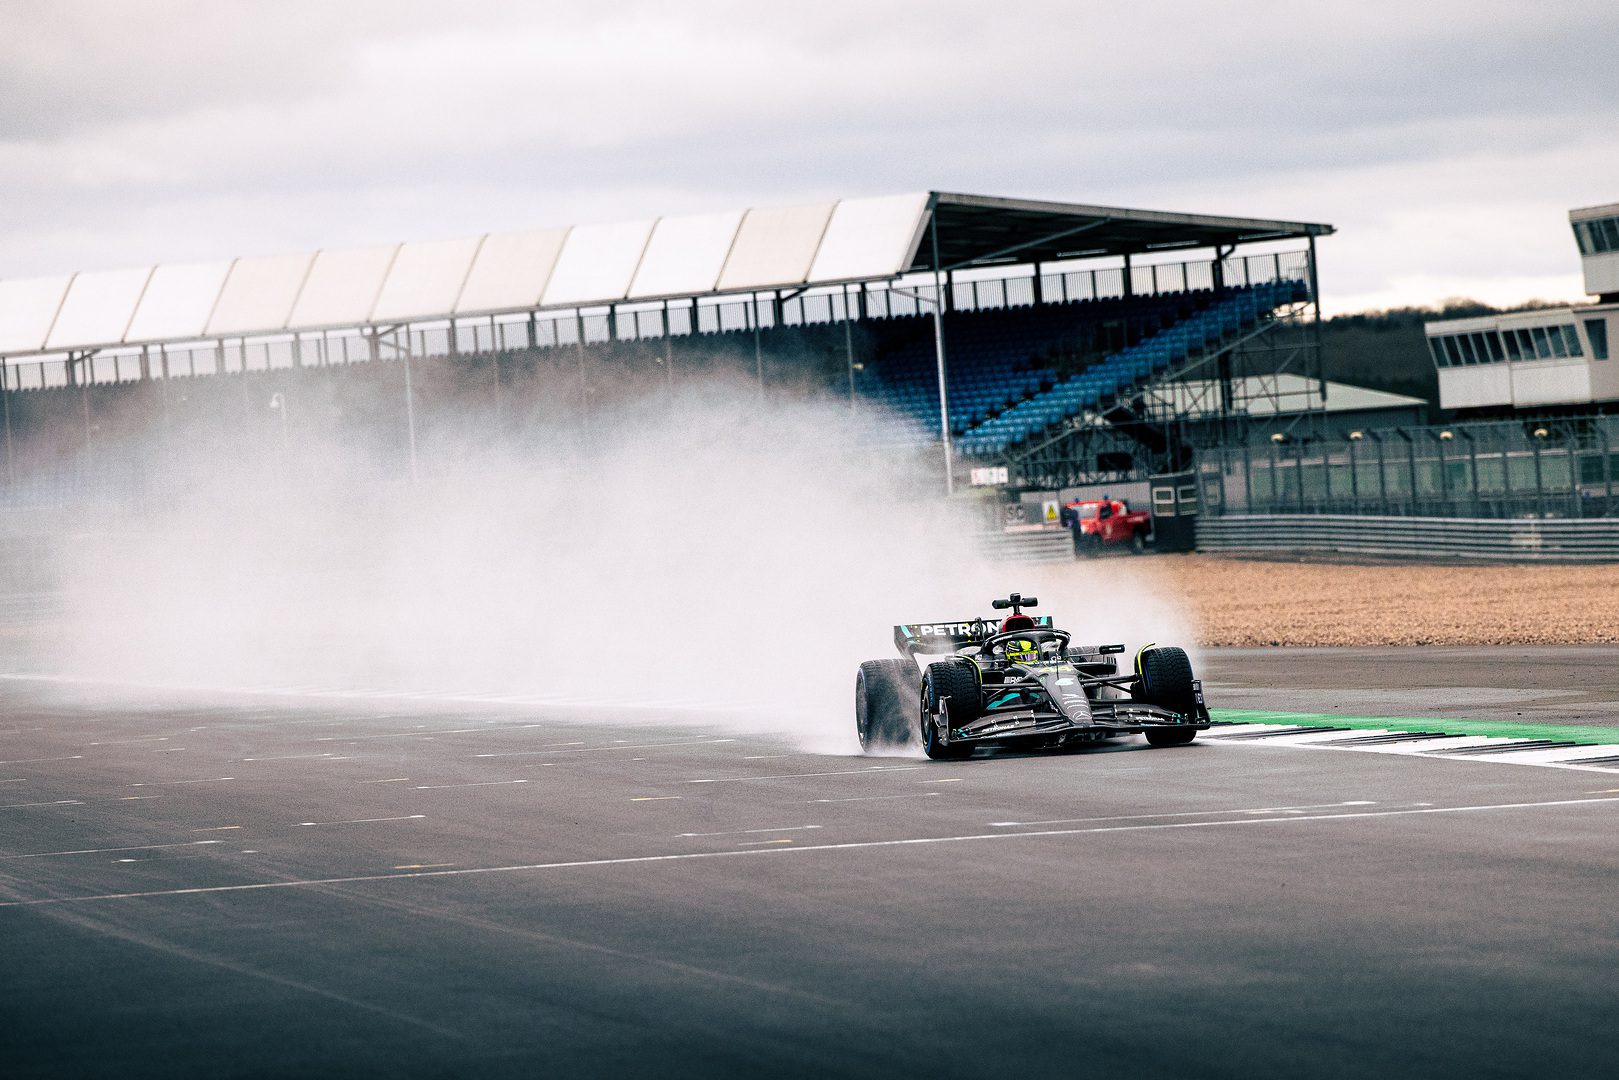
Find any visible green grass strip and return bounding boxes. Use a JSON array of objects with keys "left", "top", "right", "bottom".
[{"left": 1210, "top": 708, "right": 1619, "bottom": 747}]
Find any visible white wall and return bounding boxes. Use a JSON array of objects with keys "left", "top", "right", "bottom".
[{"left": 1438, "top": 364, "right": 1513, "bottom": 410}]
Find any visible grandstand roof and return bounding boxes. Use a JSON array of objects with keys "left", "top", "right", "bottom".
[
  {"left": 921, "top": 192, "right": 1333, "bottom": 272},
  {"left": 0, "top": 191, "right": 1332, "bottom": 360}
]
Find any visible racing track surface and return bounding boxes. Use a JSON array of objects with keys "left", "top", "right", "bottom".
[{"left": 4, "top": 649, "right": 1619, "bottom": 1079}]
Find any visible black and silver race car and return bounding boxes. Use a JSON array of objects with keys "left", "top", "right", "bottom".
[{"left": 855, "top": 592, "right": 1210, "bottom": 759}]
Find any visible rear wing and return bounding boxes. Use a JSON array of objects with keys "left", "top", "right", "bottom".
[{"left": 894, "top": 616, "right": 1054, "bottom": 656}]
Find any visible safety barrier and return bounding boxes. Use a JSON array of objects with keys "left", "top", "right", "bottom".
[
  {"left": 1197, "top": 513, "right": 1619, "bottom": 562},
  {"left": 978, "top": 527, "right": 1075, "bottom": 564}
]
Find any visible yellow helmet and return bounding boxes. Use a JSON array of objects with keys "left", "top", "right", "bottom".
[{"left": 1004, "top": 638, "right": 1038, "bottom": 663}]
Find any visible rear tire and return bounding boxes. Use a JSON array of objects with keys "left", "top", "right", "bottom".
[
  {"left": 1130, "top": 530, "right": 1147, "bottom": 554},
  {"left": 856, "top": 659, "right": 919, "bottom": 751},
  {"left": 920, "top": 660, "right": 980, "bottom": 760}
]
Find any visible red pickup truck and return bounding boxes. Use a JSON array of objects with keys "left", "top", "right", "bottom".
[{"left": 1060, "top": 498, "right": 1152, "bottom": 554}]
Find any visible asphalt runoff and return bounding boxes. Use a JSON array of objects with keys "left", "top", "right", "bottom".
[{"left": 3, "top": 650, "right": 1617, "bottom": 1079}]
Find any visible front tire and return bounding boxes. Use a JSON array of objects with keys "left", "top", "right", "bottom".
[
  {"left": 856, "top": 659, "right": 920, "bottom": 751},
  {"left": 1144, "top": 727, "right": 1197, "bottom": 747},
  {"left": 1136, "top": 646, "right": 1196, "bottom": 716},
  {"left": 920, "top": 660, "right": 980, "bottom": 760}
]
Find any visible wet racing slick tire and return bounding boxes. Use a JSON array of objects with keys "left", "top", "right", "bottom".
[
  {"left": 920, "top": 660, "right": 980, "bottom": 760},
  {"left": 857, "top": 659, "right": 920, "bottom": 751},
  {"left": 1137, "top": 645, "right": 1198, "bottom": 747}
]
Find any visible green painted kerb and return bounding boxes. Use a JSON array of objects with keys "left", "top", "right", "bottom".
[{"left": 1211, "top": 708, "right": 1619, "bottom": 747}]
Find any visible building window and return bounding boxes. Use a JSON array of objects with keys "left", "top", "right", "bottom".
[
  {"left": 1442, "top": 336, "right": 1463, "bottom": 367},
  {"left": 1428, "top": 338, "right": 1449, "bottom": 368},
  {"left": 1562, "top": 324, "right": 1583, "bottom": 357},
  {"left": 1501, "top": 329, "right": 1522, "bottom": 361},
  {"left": 1587, "top": 318, "right": 1610, "bottom": 361},
  {"left": 1530, "top": 326, "right": 1551, "bottom": 358}
]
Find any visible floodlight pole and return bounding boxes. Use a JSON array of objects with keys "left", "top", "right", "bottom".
[{"left": 930, "top": 213, "right": 955, "bottom": 496}]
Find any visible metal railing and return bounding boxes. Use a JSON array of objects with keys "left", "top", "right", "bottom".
[
  {"left": 1198, "top": 514, "right": 1619, "bottom": 562},
  {"left": 1203, "top": 415, "right": 1619, "bottom": 520}
]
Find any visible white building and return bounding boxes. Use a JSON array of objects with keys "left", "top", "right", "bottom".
[{"left": 1426, "top": 201, "right": 1617, "bottom": 412}]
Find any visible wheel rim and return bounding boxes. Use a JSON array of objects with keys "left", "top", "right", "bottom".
[{"left": 856, "top": 673, "right": 869, "bottom": 745}]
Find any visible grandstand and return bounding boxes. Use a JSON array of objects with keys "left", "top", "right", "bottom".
[{"left": 0, "top": 192, "right": 1332, "bottom": 501}]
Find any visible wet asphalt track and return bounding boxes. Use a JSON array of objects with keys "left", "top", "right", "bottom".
[{"left": 3, "top": 650, "right": 1619, "bottom": 1079}]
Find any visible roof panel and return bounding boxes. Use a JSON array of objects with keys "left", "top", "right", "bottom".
[
  {"left": 627, "top": 211, "right": 743, "bottom": 300},
  {"left": 0, "top": 275, "right": 74, "bottom": 355},
  {"left": 206, "top": 252, "right": 316, "bottom": 337},
  {"left": 455, "top": 228, "right": 569, "bottom": 315},
  {"left": 45, "top": 266, "right": 153, "bottom": 350},
  {"left": 124, "top": 261, "right": 233, "bottom": 343},
  {"left": 807, "top": 193, "right": 929, "bottom": 285},
  {"left": 287, "top": 245, "right": 400, "bottom": 329},
  {"left": 541, "top": 219, "right": 655, "bottom": 307},
  {"left": 717, "top": 202, "right": 836, "bottom": 292},
  {"left": 371, "top": 235, "right": 483, "bottom": 323}
]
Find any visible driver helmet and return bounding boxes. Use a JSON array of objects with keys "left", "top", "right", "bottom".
[{"left": 1004, "top": 638, "right": 1039, "bottom": 664}]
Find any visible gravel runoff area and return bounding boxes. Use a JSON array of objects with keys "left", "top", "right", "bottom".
[{"left": 1131, "top": 553, "right": 1619, "bottom": 647}]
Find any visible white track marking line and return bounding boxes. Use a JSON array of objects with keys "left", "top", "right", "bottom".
[
  {"left": 412, "top": 780, "right": 529, "bottom": 790},
  {"left": 475, "top": 738, "right": 736, "bottom": 758},
  {"left": 1, "top": 798, "right": 83, "bottom": 810},
  {"left": 0, "top": 778, "right": 26, "bottom": 783},
  {"left": 293, "top": 815, "right": 427, "bottom": 827},
  {"left": 0, "top": 755, "right": 82, "bottom": 765},
  {"left": 631, "top": 796, "right": 682, "bottom": 802},
  {"left": 738, "top": 839, "right": 796, "bottom": 846},
  {"left": 687, "top": 766, "right": 922, "bottom": 784},
  {"left": 357, "top": 777, "right": 412, "bottom": 784},
  {"left": 130, "top": 777, "right": 235, "bottom": 786},
  {"left": 677, "top": 825, "right": 823, "bottom": 838},
  {"left": 920, "top": 778, "right": 964, "bottom": 784},
  {"left": 192, "top": 825, "right": 242, "bottom": 832},
  {"left": 1218, "top": 730, "right": 1619, "bottom": 773},
  {"left": 988, "top": 800, "right": 1377, "bottom": 828},
  {"left": 241, "top": 753, "right": 352, "bottom": 762},
  {"left": 11, "top": 795, "right": 1619, "bottom": 908},
  {"left": 811, "top": 792, "right": 940, "bottom": 803},
  {"left": 0, "top": 840, "right": 223, "bottom": 860}
]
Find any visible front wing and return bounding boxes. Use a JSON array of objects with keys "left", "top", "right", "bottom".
[{"left": 947, "top": 680, "right": 1211, "bottom": 745}]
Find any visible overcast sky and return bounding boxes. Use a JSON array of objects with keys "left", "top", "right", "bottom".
[{"left": 2, "top": 0, "right": 1615, "bottom": 315}]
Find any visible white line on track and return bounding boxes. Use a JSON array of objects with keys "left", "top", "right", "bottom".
[
  {"left": 1, "top": 798, "right": 82, "bottom": 809},
  {"left": 677, "top": 825, "right": 823, "bottom": 838},
  {"left": 0, "top": 755, "right": 82, "bottom": 765},
  {"left": 0, "top": 778, "right": 26, "bottom": 783},
  {"left": 687, "top": 766, "right": 922, "bottom": 784},
  {"left": 811, "top": 792, "right": 940, "bottom": 804},
  {"left": 475, "top": 738, "right": 737, "bottom": 758},
  {"left": 130, "top": 777, "right": 235, "bottom": 786},
  {"left": 12, "top": 794, "right": 1618, "bottom": 908},
  {"left": 241, "top": 753, "right": 352, "bottom": 762},
  {"left": 988, "top": 800, "right": 1378, "bottom": 827},
  {"left": 0, "top": 840, "right": 223, "bottom": 860},
  {"left": 413, "top": 780, "right": 529, "bottom": 790},
  {"left": 357, "top": 777, "right": 412, "bottom": 784},
  {"left": 293, "top": 815, "right": 427, "bottom": 827}
]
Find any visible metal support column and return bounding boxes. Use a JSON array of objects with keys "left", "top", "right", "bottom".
[{"left": 930, "top": 212, "right": 954, "bottom": 496}]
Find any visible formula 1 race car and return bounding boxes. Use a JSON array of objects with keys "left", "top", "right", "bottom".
[{"left": 855, "top": 592, "right": 1210, "bottom": 759}]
